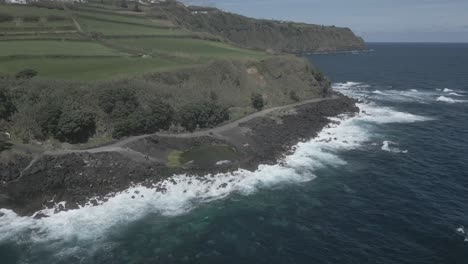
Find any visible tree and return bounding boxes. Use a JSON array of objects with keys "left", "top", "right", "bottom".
[
  {"left": 121, "top": 0, "right": 128, "bottom": 8},
  {"left": 178, "top": 101, "right": 229, "bottom": 132},
  {"left": 289, "top": 91, "right": 300, "bottom": 102},
  {"left": 133, "top": 3, "right": 142, "bottom": 12},
  {"left": 55, "top": 107, "right": 96, "bottom": 143},
  {"left": 15, "top": 69, "right": 38, "bottom": 79},
  {"left": 251, "top": 92, "right": 264, "bottom": 111},
  {"left": 112, "top": 99, "right": 174, "bottom": 138},
  {"left": 36, "top": 101, "right": 62, "bottom": 137},
  {"left": 98, "top": 87, "right": 139, "bottom": 118},
  {"left": 0, "top": 88, "right": 15, "bottom": 120},
  {"left": 314, "top": 71, "right": 325, "bottom": 82}
]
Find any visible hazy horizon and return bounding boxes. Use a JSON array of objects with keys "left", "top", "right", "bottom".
[{"left": 182, "top": 0, "right": 468, "bottom": 43}]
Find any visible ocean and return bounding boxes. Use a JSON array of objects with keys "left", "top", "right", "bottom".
[{"left": 1, "top": 43, "right": 468, "bottom": 264}]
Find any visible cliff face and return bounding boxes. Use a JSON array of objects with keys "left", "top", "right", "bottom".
[{"left": 151, "top": 2, "right": 366, "bottom": 53}]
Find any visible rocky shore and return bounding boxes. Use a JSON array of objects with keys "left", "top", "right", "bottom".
[{"left": 0, "top": 95, "right": 358, "bottom": 217}]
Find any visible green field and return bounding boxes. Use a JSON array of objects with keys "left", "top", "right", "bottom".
[
  {"left": 76, "top": 16, "right": 188, "bottom": 36},
  {"left": 0, "top": 4, "right": 68, "bottom": 16},
  {"left": 113, "top": 37, "right": 267, "bottom": 59},
  {"left": 74, "top": 10, "right": 172, "bottom": 28},
  {"left": 0, "top": 57, "right": 190, "bottom": 80},
  {"left": 0, "top": 2, "right": 266, "bottom": 80},
  {"left": 0, "top": 40, "right": 123, "bottom": 56}
]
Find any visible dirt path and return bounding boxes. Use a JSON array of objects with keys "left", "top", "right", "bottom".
[
  {"left": 5, "top": 96, "right": 336, "bottom": 171},
  {"left": 45, "top": 96, "right": 336, "bottom": 156}
]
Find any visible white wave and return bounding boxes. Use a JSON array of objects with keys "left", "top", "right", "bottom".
[
  {"left": 436, "top": 96, "right": 468, "bottom": 103},
  {"left": 0, "top": 97, "right": 434, "bottom": 245},
  {"left": 334, "top": 81, "right": 363, "bottom": 90},
  {"left": 457, "top": 226, "right": 465, "bottom": 235},
  {"left": 448, "top": 92, "right": 464, "bottom": 97},
  {"left": 443, "top": 88, "right": 454, "bottom": 93},
  {"left": 334, "top": 83, "right": 438, "bottom": 103},
  {"left": 359, "top": 103, "right": 432, "bottom": 124},
  {"left": 381, "top": 141, "right": 408, "bottom": 154}
]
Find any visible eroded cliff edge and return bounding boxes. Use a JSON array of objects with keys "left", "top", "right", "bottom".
[{"left": 151, "top": 1, "right": 367, "bottom": 53}]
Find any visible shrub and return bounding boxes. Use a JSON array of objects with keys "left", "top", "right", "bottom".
[
  {"left": 178, "top": 101, "right": 229, "bottom": 132},
  {"left": 98, "top": 87, "right": 139, "bottom": 118},
  {"left": 121, "top": 0, "right": 128, "bottom": 8},
  {"left": 36, "top": 101, "right": 62, "bottom": 137},
  {"left": 251, "top": 92, "right": 264, "bottom": 111},
  {"left": 47, "top": 15, "right": 68, "bottom": 22},
  {"left": 289, "top": 91, "right": 300, "bottom": 102},
  {"left": 30, "top": 1, "right": 65, "bottom": 10},
  {"left": 314, "top": 71, "right": 325, "bottom": 82},
  {"left": 209, "top": 91, "right": 218, "bottom": 101},
  {"left": 0, "top": 137, "right": 11, "bottom": 152},
  {"left": 22, "top": 16, "right": 40, "bottom": 23},
  {"left": 0, "top": 13, "right": 14, "bottom": 23},
  {"left": 112, "top": 99, "right": 174, "bottom": 138},
  {"left": 15, "top": 69, "right": 38, "bottom": 79},
  {"left": 133, "top": 4, "right": 142, "bottom": 12},
  {"left": 0, "top": 88, "right": 15, "bottom": 120},
  {"left": 55, "top": 107, "right": 96, "bottom": 143}
]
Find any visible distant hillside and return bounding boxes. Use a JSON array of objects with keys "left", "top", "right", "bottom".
[{"left": 150, "top": 1, "right": 367, "bottom": 53}]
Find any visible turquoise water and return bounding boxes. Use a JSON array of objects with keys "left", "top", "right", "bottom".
[{"left": 1, "top": 43, "right": 468, "bottom": 263}]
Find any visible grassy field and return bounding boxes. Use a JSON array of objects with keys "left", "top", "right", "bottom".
[
  {"left": 0, "top": 4, "right": 68, "bottom": 16},
  {"left": 74, "top": 9, "right": 172, "bottom": 27},
  {"left": 0, "top": 40, "right": 123, "bottom": 56},
  {"left": 0, "top": 57, "right": 191, "bottom": 80},
  {"left": 0, "top": 2, "right": 266, "bottom": 80},
  {"left": 113, "top": 37, "right": 267, "bottom": 59},
  {"left": 0, "top": 33, "right": 85, "bottom": 41},
  {"left": 76, "top": 16, "right": 188, "bottom": 36}
]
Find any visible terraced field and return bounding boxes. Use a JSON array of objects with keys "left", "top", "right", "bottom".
[
  {"left": 0, "top": 1, "right": 266, "bottom": 80},
  {"left": 112, "top": 37, "right": 267, "bottom": 59},
  {"left": 0, "top": 40, "right": 122, "bottom": 56}
]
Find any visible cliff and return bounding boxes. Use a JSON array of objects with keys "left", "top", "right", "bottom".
[{"left": 150, "top": 1, "right": 367, "bottom": 53}]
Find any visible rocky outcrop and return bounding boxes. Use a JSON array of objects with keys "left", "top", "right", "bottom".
[{"left": 151, "top": 1, "right": 367, "bottom": 53}]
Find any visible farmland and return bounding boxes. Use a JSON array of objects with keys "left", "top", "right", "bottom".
[{"left": 0, "top": 1, "right": 266, "bottom": 80}]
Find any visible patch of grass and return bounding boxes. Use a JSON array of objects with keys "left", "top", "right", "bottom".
[
  {"left": 0, "top": 4, "right": 68, "bottom": 17},
  {"left": 0, "top": 57, "right": 189, "bottom": 80},
  {"left": 0, "top": 40, "right": 123, "bottom": 56},
  {"left": 167, "top": 150, "right": 183, "bottom": 168},
  {"left": 181, "top": 144, "right": 240, "bottom": 167},
  {"left": 0, "top": 33, "right": 84, "bottom": 41},
  {"left": 112, "top": 37, "right": 267, "bottom": 59},
  {"left": 74, "top": 10, "right": 171, "bottom": 27},
  {"left": 77, "top": 16, "right": 188, "bottom": 36}
]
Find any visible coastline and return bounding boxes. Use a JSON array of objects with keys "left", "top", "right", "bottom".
[{"left": 0, "top": 95, "right": 358, "bottom": 217}]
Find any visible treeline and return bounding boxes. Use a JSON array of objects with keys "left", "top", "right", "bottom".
[{"left": 0, "top": 78, "right": 230, "bottom": 144}]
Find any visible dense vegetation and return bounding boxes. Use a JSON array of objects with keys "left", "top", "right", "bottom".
[
  {"left": 178, "top": 101, "right": 229, "bottom": 132},
  {"left": 0, "top": 78, "right": 233, "bottom": 143}
]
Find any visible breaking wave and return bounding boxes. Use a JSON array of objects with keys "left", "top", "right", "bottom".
[
  {"left": 334, "top": 82, "right": 467, "bottom": 104},
  {"left": 436, "top": 96, "right": 468, "bottom": 103},
  {"left": 381, "top": 141, "right": 408, "bottom": 154}
]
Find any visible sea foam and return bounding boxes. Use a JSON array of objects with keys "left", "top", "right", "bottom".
[
  {"left": 381, "top": 141, "right": 408, "bottom": 154},
  {"left": 436, "top": 96, "right": 467, "bottom": 103}
]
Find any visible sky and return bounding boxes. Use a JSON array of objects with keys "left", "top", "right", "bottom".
[{"left": 182, "top": 0, "right": 468, "bottom": 42}]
